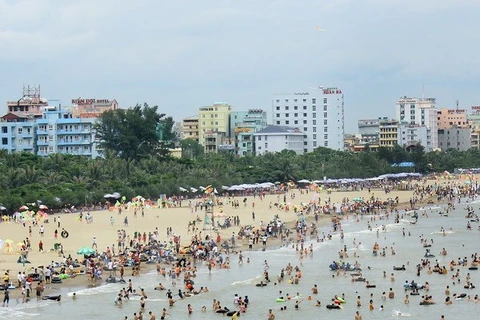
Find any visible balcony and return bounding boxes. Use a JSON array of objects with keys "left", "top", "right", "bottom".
[
  {"left": 57, "top": 139, "right": 92, "bottom": 145},
  {"left": 56, "top": 128, "right": 91, "bottom": 134},
  {"left": 37, "top": 140, "right": 48, "bottom": 146}
]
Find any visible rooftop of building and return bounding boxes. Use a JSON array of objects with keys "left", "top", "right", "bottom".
[{"left": 254, "top": 125, "right": 303, "bottom": 135}]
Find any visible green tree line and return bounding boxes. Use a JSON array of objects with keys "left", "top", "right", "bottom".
[{"left": 1, "top": 145, "right": 480, "bottom": 214}]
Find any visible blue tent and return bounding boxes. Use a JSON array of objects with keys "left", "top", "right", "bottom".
[{"left": 392, "top": 162, "right": 415, "bottom": 168}]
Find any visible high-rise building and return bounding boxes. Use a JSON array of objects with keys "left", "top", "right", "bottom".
[
  {"left": 438, "top": 126, "right": 471, "bottom": 151},
  {"left": 437, "top": 108, "right": 468, "bottom": 129},
  {"left": 397, "top": 123, "right": 433, "bottom": 151},
  {"left": 230, "top": 109, "right": 267, "bottom": 156},
  {"left": 198, "top": 103, "right": 232, "bottom": 153},
  {"left": 7, "top": 85, "right": 49, "bottom": 119},
  {"left": 253, "top": 125, "right": 305, "bottom": 155},
  {"left": 182, "top": 116, "right": 199, "bottom": 142},
  {"left": 272, "top": 87, "right": 344, "bottom": 153},
  {"left": 467, "top": 106, "right": 480, "bottom": 149},
  {"left": 0, "top": 113, "right": 36, "bottom": 153},
  {"left": 36, "top": 109, "right": 100, "bottom": 158},
  {"left": 395, "top": 97, "right": 438, "bottom": 149},
  {"left": 378, "top": 119, "right": 398, "bottom": 148}
]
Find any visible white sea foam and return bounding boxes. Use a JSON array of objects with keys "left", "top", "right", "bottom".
[
  {"left": 231, "top": 275, "right": 262, "bottom": 286},
  {"left": 66, "top": 283, "right": 119, "bottom": 297}
]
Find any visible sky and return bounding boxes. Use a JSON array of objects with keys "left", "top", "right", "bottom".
[{"left": 0, "top": 0, "right": 479, "bottom": 133}]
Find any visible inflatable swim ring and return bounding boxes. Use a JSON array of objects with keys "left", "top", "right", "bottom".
[
  {"left": 336, "top": 297, "right": 346, "bottom": 303},
  {"left": 326, "top": 304, "right": 341, "bottom": 309},
  {"left": 61, "top": 230, "right": 69, "bottom": 238},
  {"left": 366, "top": 285, "right": 376, "bottom": 288},
  {"left": 393, "top": 266, "right": 406, "bottom": 271},
  {"left": 256, "top": 283, "right": 267, "bottom": 287},
  {"left": 276, "top": 298, "right": 285, "bottom": 303},
  {"left": 468, "top": 267, "right": 478, "bottom": 270},
  {"left": 419, "top": 301, "right": 435, "bottom": 305}
]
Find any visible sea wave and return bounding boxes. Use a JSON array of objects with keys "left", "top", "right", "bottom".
[
  {"left": 231, "top": 275, "right": 262, "bottom": 286},
  {"left": 66, "top": 283, "right": 119, "bottom": 297}
]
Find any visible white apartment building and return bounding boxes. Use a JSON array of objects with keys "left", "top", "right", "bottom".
[
  {"left": 395, "top": 97, "right": 438, "bottom": 149},
  {"left": 397, "top": 122, "right": 433, "bottom": 152},
  {"left": 272, "top": 87, "right": 344, "bottom": 153},
  {"left": 253, "top": 125, "right": 304, "bottom": 155}
]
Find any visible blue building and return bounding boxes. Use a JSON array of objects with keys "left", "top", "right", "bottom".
[
  {"left": 36, "top": 109, "right": 101, "bottom": 158},
  {"left": 0, "top": 112, "right": 36, "bottom": 153},
  {"left": 229, "top": 109, "right": 267, "bottom": 156}
]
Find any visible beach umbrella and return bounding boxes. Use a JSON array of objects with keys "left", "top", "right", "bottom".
[
  {"left": 17, "top": 242, "right": 25, "bottom": 247},
  {"left": 179, "top": 187, "right": 188, "bottom": 192},
  {"left": 39, "top": 204, "right": 48, "bottom": 210},
  {"left": 297, "top": 179, "right": 311, "bottom": 183},
  {"left": 19, "top": 205, "right": 29, "bottom": 211},
  {"left": 104, "top": 194, "right": 113, "bottom": 199},
  {"left": 0, "top": 205, "right": 6, "bottom": 210},
  {"left": 4, "top": 239, "right": 14, "bottom": 245},
  {"left": 77, "top": 247, "right": 96, "bottom": 255},
  {"left": 112, "top": 192, "right": 121, "bottom": 199}
]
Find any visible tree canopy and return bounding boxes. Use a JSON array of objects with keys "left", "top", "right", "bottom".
[{"left": 94, "top": 103, "right": 174, "bottom": 160}]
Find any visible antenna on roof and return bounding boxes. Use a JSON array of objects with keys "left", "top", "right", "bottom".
[{"left": 456, "top": 100, "right": 459, "bottom": 110}]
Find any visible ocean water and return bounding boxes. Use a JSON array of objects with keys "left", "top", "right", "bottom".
[{"left": 2, "top": 199, "right": 479, "bottom": 320}]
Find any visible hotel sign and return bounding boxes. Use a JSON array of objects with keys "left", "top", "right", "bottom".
[
  {"left": 323, "top": 88, "right": 342, "bottom": 94},
  {"left": 235, "top": 127, "right": 253, "bottom": 133},
  {"left": 72, "top": 98, "right": 110, "bottom": 105}
]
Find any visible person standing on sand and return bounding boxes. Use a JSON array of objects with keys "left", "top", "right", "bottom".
[
  {"left": 92, "top": 236, "right": 97, "bottom": 249},
  {"left": 2, "top": 289, "right": 9, "bottom": 307}
]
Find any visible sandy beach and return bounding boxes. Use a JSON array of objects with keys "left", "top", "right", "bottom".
[{"left": 0, "top": 177, "right": 468, "bottom": 300}]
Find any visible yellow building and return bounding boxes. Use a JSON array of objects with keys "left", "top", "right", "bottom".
[
  {"left": 198, "top": 103, "right": 232, "bottom": 152},
  {"left": 182, "top": 116, "right": 199, "bottom": 142},
  {"left": 379, "top": 119, "right": 398, "bottom": 148}
]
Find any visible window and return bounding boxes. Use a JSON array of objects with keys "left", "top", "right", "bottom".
[
  {"left": 285, "top": 113, "right": 289, "bottom": 117},
  {"left": 215, "top": 121, "right": 218, "bottom": 125},
  {"left": 313, "top": 120, "right": 316, "bottom": 125},
  {"left": 324, "top": 105, "right": 327, "bottom": 111},
  {"left": 312, "top": 98, "right": 316, "bottom": 104},
  {"left": 323, "top": 98, "right": 327, "bottom": 103},
  {"left": 285, "top": 99, "right": 289, "bottom": 103},
  {"left": 294, "top": 99, "right": 298, "bottom": 102},
  {"left": 265, "top": 136, "right": 268, "bottom": 141},
  {"left": 324, "top": 112, "right": 328, "bottom": 118},
  {"left": 265, "top": 143, "right": 268, "bottom": 148},
  {"left": 48, "top": 135, "right": 54, "bottom": 141},
  {"left": 324, "top": 127, "right": 328, "bottom": 132},
  {"left": 285, "top": 120, "right": 289, "bottom": 124},
  {"left": 313, "top": 141, "right": 317, "bottom": 147},
  {"left": 304, "top": 141, "right": 308, "bottom": 145},
  {"left": 276, "top": 114, "right": 280, "bottom": 118},
  {"left": 312, "top": 106, "right": 316, "bottom": 111},
  {"left": 303, "top": 106, "right": 307, "bottom": 110},
  {"left": 294, "top": 113, "right": 298, "bottom": 117},
  {"left": 2, "top": 138, "right": 7, "bottom": 145},
  {"left": 313, "top": 127, "right": 316, "bottom": 132},
  {"left": 294, "top": 106, "right": 298, "bottom": 110},
  {"left": 276, "top": 99, "right": 280, "bottom": 103},
  {"left": 17, "top": 128, "right": 22, "bottom": 134},
  {"left": 313, "top": 113, "right": 316, "bottom": 118},
  {"left": 294, "top": 120, "right": 298, "bottom": 124},
  {"left": 276, "top": 106, "right": 280, "bottom": 110},
  {"left": 324, "top": 134, "right": 328, "bottom": 139},
  {"left": 303, "top": 127, "right": 307, "bottom": 131},
  {"left": 1, "top": 127, "right": 7, "bottom": 134},
  {"left": 303, "top": 113, "right": 307, "bottom": 117},
  {"left": 48, "top": 125, "right": 53, "bottom": 130},
  {"left": 285, "top": 106, "right": 289, "bottom": 110},
  {"left": 258, "top": 136, "right": 261, "bottom": 141},
  {"left": 303, "top": 120, "right": 307, "bottom": 124},
  {"left": 324, "top": 141, "right": 328, "bottom": 147},
  {"left": 313, "top": 134, "right": 317, "bottom": 139},
  {"left": 276, "top": 121, "right": 280, "bottom": 125}
]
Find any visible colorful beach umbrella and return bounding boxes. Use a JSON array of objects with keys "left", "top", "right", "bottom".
[
  {"left": 39, "top": 204, "right": 48, "bottom": 210},
  {"left": 77, "top": 247, "right": 96, "bottom": 255},
  {"left": 19, "top": 205, "right": 29, "bottom": 211}
]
